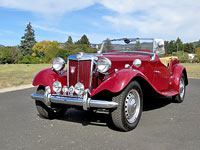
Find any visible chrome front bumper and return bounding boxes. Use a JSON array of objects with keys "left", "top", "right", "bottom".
[{"left": 31, "top": 94, "right": 118, "bottom": 110}]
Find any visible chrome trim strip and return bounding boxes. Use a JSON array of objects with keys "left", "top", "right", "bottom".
[
  {"left": 67, "top": 59, "right": 69, "bottom": 87},
  {"left": 77, "top": 60, "right": 79, "bottom": 83},
  {"left": 150, "top": 53, "right": 156, "bottom": 61},
  {"left": 68, "top": 54, "right": 99, "bottom": 61},
  {"left": 104, "top": 51, "right": 154, "bottom": 56},
  {"left": 31, "top": 93, "right": 118, "bottom": 110},
  {"left": 99, "top": 38, "right": 155, "bottom": 54},
  {"left": 89, "top": 57, "right": 94, "bottom": 89}
]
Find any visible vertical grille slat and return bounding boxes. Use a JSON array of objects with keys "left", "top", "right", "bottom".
[{"left": 68, "top": 60, "right": 91, "bottom": 89}]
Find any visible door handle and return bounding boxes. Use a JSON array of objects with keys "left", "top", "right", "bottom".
[{"left": 154, "top": 70, "right": 161, "bottom": 74}]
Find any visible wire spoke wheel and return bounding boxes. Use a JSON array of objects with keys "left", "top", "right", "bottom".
[
  {"left": 124, "top": 89, "right": 140, "bottom": 124},
  {"left": 179, "top": 78, "right": 185, "bottom": 100},
  {"left": 173, "top": 73, "right": 186, "bottom": 103},
  {"left": 111, "top": 81, "right": 143, "bottom": 131}
]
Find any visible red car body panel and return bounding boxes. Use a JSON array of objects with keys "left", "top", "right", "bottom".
[
  {"left": 172, "top": 64, "right": 187, "bottom": 92},
  {"left": 32, "top": 68, "right": 67, "bottom": 94},
  {"left": 32, "top": 52, "right": 188, "bottom": 98},
  {"left": 90, "top": 69, "right": 146, "bottom": 97}
]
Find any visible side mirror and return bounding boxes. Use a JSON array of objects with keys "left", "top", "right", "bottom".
[{"left": 154, "top": 39, "right": 165, "bottom": 54}]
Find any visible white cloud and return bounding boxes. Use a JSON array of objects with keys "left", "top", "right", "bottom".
[
  {"left": 33, "top": 24, "right": 80, "bottom": 36},
  {"left": 100, "top": 0, "right": 200, "bottom": 42},
  {"left": 0, "top": 0, "right": 200, "bottom": 41},
  {"left": 0, "top": 0, "right": 96, "bottom": 15}
]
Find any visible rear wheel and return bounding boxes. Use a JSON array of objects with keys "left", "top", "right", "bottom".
[
  {"left": 35, "top": 86, "right": 67, "bottom": 119},
  {"left": 111, "top": 81, "right": 143, "bottom": 131},
  {"left": 173, "top": 74, "right": 186, "bottom": 103}
]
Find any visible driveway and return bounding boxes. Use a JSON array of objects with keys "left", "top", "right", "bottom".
[{"left": 0, "top": 79, "right": 200, "bottom": 150}]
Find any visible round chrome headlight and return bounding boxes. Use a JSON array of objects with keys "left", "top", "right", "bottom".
[
  {"left": 97, "top": 57, "right": 111, "bottom": 73},
  {"left": 53, "top": 80, "right": 62, "bottom": 94},
  {"left": 52, "top": 57, "right": 65, "bottom": 71},
  {"left": 75, "top": 82, "right": 84, "bottom": 95}
]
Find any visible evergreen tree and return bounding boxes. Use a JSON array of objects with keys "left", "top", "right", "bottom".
[
  {"left": 66, "top": 36, "right": 73, "bottom": 45},
  {"left": 134, "top": 41, "right": 142, "bottom": 50},
  {"left": 184, "top": 43, "right": 195, "bottom": 53},
  {"left": 103, "top": 38, "right": 113, "bottom": 52},
  {"left": 164, "top": 41, "right": 170, "bottom": 54},
  {"left": 19, "top": 22, "right": 36, "bottom": 56},
  {"left": 195, "top": 40, "right": 200, "bottom": 48},
  {"left": 76, "top": 34, "right": 90, "bottom": 45},
  {"left": 175, "top": 37, "right": 184, "bottom": 52},
  {"left": 168, "top": 40, "right": 176, "bottom": 53}
]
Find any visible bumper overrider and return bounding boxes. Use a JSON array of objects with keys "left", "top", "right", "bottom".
[{"left": 31, "top": 90, "right": 118, "bottom": 110}]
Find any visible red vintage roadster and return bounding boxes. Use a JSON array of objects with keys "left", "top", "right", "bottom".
[{"left": 31, "top": 38, "right": 188, "bottom": 131}]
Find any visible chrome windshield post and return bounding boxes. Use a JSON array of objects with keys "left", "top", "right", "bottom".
[{"left": 98, "top": 41, "right": 105, "bottom": 54}]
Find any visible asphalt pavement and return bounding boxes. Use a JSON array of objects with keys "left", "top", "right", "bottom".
[{"left": 0, "top": 79, "right": 200, "bottom": 150}]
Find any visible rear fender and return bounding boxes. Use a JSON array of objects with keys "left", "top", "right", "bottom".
[
  {"left": 172, "top": 64, "right": 188, "bottom": 92},
  {"left": 91, "top": 69, "right": 149, "bottom": 97},
  {"left": 32, "top": 68, "right": 67, "bottom": 92}
]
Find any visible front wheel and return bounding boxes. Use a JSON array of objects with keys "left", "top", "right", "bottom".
[
  {"left": 35, "top": 86, "right": 67, "bottom": 119},
  {"left": 111, "top": 81, "right": 143, "bottom": 131}
]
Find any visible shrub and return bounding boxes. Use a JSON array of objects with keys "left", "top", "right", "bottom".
[
  {"left": 193, "top": 56, "right": 200, "bottom": 63},
  {"left": 176, "top": 51, "right": 189, "bottom": 63},
  {"left": 30, "top": 57, "right": 41, "bottom": 64},
  {"left": 18, "top": 55, "right": 32, "bottom": 64},
  {"left": 0, "top": 47, "right": 12, "bottom": 64},
  {"left": 194, "top": 47, "right": 200, "bottom": 63}
]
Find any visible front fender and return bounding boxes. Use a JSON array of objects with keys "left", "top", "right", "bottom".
[
  {"left": 32, "top": 68, "right": 67, "bottom": 92},
  {"left": 172, "top": 64, "right": 188, "bottom": 92},
  {"left": 91, "top": 69, "right": 149, "bottom": 97}
]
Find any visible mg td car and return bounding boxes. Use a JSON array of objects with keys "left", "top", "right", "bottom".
[{"left": 31, "top": 38, "right": 188, "bottom": 131}]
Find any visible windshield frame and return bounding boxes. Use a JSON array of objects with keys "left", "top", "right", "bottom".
[{"left": 98, "top": 38, "right": 156, "bottom": 54}]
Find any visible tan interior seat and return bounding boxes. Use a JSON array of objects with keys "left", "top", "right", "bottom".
[{"left": 160, "top": 56, "right": 178, "bottom": 67}]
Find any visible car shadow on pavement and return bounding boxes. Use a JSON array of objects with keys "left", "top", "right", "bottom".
[
  {"left": 46, "top": 96, "right": 175, "bottom": 131},
  {"left": 61, "top": 108, "right": 110, "bottom": 126},
  {"left": 143, "top": 96, "right": 174, "bottom": 111}
]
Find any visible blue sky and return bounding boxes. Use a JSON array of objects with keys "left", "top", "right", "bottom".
[{"left": 0, "top": 0, "right": 200, "bottom": 46}]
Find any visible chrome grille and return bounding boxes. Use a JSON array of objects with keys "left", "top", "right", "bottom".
[{"left": 68, "top": 60, "right": 91, "bottom": 89}]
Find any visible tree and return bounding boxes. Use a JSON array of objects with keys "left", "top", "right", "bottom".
[
  {"left": 175, "top": 37, "right": 184, "bottom": 52},
  {"left": 164, "top": 41, "right": 170, "bottom": 54},
  {"left": 65, "top": 36, "right": 73, "bottom": 45},
  {"left": 194, "top": 47, "right": 200, "bottom": 62},
  {"left": 32, "top": 41, "right": 61, "bottom": 63},
  {"left": 10, "top": 47, "right": 19, "bottom": 63},
  {"left": 168, "top": 40, "right": 176, "bottom": 54},
  {"left": 103, "top": 38, "right": 113, "bottom": 52},
  {"left": 134, "top": 41, "right": 142, "bottom": 50},
  {"left": 0, "top": 47, "right": 12, "bottom": 64},
  {"left": 184, "top": 43, "right": 195, "bottom": 53},
  {"left": 19, "top": 22, "right": 36, "bottom": 56},
  {"left": 195, "top": 40, "right": 200, "bottom": 48},
  {"left": 76, "top": 34, "right": 90, "bottom": 45}
]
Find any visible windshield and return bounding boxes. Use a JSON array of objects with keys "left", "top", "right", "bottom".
[{"left": 100, "top": 38, "right": 154, "bottom": 53}]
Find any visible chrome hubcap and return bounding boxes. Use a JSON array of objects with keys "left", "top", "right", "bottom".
[
  {"left": 179, "top": 78, "right": 185, "bottom": 100},
  {"left": 124, "top": 89, "right": 140, "bottom": 124}
]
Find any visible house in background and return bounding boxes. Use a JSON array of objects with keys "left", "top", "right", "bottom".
[{"left": 188, "top": 53, "right": 196, "bottom": 62}]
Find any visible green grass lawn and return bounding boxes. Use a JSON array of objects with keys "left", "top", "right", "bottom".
[
  {"left": 181, "top": 63, "right": 200, "bottom": 79},
  {"left": 0, "top": 63, "right": 199, "bottom": 89},
  {"left": 0, "top": 64, "right": 51, "bottom": 89}
]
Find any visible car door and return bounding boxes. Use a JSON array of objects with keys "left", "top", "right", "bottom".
[{"left": 152, "top": 61, "right": 171, "bottom": 91}]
